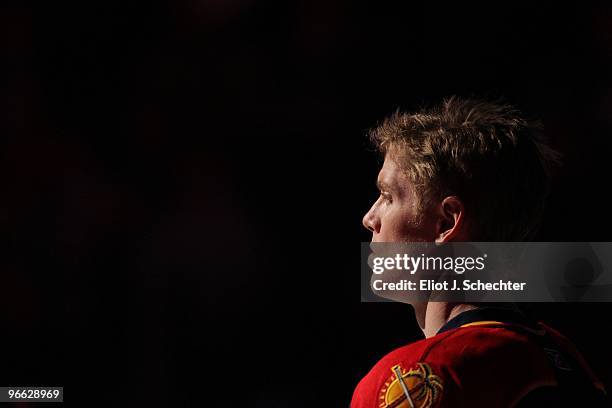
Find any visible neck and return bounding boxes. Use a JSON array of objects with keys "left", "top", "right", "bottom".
[{"left": 422, "top": 302, "right": 480, "bottom": 338}]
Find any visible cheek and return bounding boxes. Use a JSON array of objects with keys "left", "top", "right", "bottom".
[{"left": 381, "top": 204, "right": 430, "bottom": 241}]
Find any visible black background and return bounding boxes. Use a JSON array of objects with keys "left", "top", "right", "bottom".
[{"left": 2, "top": 1, "right": 612, "bottom": 406}]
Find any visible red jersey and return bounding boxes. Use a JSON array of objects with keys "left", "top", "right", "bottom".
[{"left": 351, "top": 308, "right": 607, "bottom": 407}]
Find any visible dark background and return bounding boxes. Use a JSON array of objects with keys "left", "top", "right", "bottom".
[{"left": 2, "top": 1, "right": 612, "bottom": 406}]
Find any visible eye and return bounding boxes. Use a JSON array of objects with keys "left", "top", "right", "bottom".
[{"left": 380, "top": 192, "right": 393, "bottom": 203}]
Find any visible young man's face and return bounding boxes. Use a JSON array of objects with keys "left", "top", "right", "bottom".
[{"left": 362, "top": 155, "right": 437, "bottom": 243}]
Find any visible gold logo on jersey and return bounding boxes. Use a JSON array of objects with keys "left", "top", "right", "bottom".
[{"left": 378, "top": 362, "right": 443, "bottom": 408}]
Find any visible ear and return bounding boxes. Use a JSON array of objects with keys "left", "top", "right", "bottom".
[{"left": 434, "top": 196, "right": 466, "bottom": 243}]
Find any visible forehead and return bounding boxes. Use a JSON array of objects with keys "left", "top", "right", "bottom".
[{"left": 378, "top": 155, "right": 409, "bottom": 188}]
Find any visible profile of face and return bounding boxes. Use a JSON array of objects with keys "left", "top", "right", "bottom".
[
  {"left": 362, "top": 155, "right": 438, "bottom": 243},
  {"left": 362, "top": 154, "right": 468, "bottom": 323}
]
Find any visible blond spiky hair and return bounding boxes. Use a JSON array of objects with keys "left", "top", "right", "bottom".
[{"left": 370, "top": 96, "right": 561, "bottom": 241}]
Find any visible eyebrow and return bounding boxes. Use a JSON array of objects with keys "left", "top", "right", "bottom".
[{"left": 377, "top": 180, "right": 394, "bottom": 193}]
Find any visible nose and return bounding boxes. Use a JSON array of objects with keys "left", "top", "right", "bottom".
[{"left": 362, "top": 206, "right": 380, "bottom": 234}]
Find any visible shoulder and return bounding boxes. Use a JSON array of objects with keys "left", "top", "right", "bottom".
[{"left": 351, "top": 323, "right": 556, "bottom": 408}]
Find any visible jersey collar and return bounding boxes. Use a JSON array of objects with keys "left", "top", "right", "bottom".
[{"left": 437, "top": 306, "right": 543, "bottom": 335}]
